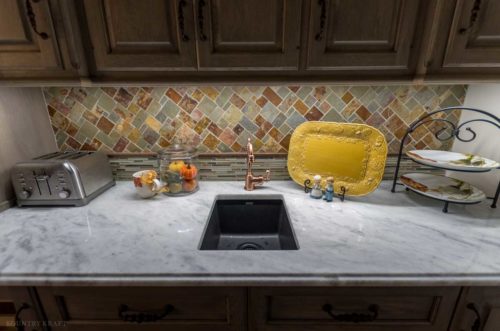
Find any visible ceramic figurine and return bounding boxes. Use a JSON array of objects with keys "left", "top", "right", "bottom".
[
  {"left": 323, "top": 176, "right": 334, "bottom": 202},
  {"left": 310, "top": 175, "right": 323, "bottom": 199}
]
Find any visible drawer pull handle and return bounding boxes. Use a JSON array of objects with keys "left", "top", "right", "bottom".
[
  {"left": 118, "top": 304, "right": 174, "bottom": 323},
  {"left": 322, "top": 304, "right": 378, "bottom": 323},
  {"left": 466, "top": 303, "right": 481, "bottom": 331}
]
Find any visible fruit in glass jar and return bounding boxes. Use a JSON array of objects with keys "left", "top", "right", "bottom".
[
  {"left": 165, "top": 170, "right": 182, "bottom": 183},
  {"left": 182, "top": 179, "right": 197, "bottom": 192},
  {"left": 169, "top": 182, "right": 182, "bottom": 194},
  {"left": 180, "top": 163, "right": 198, "bottom": 180},
  {"left": 168, "top": 160, "right": 185, "bottom": 173}
]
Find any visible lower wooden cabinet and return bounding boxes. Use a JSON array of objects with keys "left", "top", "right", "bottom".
[
  {"left": 10, "top": 285, "right": 500, "bottom": 331},
  {"left": 36, "top": 287, "right": 246, "bottom": 331},
  {"left": 449, "top": 287, "right": 500, "bottom": 331},
  {"left": 0, "top": 287, "right": 44, "bottom": 331},
  {"left": 249, "top": 287, "right": 460, "bottom": 331}
]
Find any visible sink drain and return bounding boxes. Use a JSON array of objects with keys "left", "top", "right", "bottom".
[{"left": 237, "top": 242, "right": 262, "bottom": 250}]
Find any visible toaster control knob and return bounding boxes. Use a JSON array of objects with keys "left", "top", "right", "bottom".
[
  {"left": 58, "top": 189, "right": 71, "bottom": 199},
  {"left": 19, "top": 189, "right": 31, "bottom": 199}
]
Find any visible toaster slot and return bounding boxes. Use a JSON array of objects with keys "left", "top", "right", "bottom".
[
  {"left": 68, "top": 152, "right": 92, "bottom": 159},
  {"left": 34, "top": 151, "right": 61, "bottom": 160},
  {"left": 33, "top": 170, "right": 52, "bottom": 196},
  {"left": 54, "top": 152, "right": 80, "bottom": 160}
]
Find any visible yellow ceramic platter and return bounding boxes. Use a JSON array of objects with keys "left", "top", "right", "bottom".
[{"left": 287, "top": 121, "right": 388, "bottom": 196}]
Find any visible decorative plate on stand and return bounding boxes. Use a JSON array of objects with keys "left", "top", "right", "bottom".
[
  {"left": 287, "top": 122, "right": 387, "bottom": 196},
  {"left": 406, "top": 150, "right": 499, "bottom": 172},
  {"left": 400, "top": 173, "right": 486, "bottom": 204}
]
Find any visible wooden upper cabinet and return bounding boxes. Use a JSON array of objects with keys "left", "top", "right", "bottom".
[
  {"left": 428, "top": 0, "right": 500, "bottom": 76},
  {"left": 0, "top": 0, "right": 62, "bottom": 74},
  {"left": 196, "top": 0, "right": 302, "bottom": 71},
  {"left": 80, "top": 0, "right": 197, "bottom": 74},
  {"left": 306, "top": 0, "right": 424, "bottom": 76}
]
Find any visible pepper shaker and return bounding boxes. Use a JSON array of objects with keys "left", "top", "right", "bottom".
[{"left": 323, "top": 176, "right": 334, "bottom": 202}]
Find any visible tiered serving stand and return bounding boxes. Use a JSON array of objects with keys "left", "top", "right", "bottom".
[{"left": 391, "top": 107, "right": 500, "bottom": 213}]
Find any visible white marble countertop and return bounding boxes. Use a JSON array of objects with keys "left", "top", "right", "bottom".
[{"left": 0, "top": 180, "right": 499, "bottom": 286}]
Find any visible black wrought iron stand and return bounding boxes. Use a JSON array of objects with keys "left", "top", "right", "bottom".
[{"left": 391, "top": 107, "right": 500, "bottom": 213}]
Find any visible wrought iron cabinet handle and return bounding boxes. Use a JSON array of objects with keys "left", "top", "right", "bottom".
[
  {"left": 15, "top": 303, "right": 30, "bottom": 331},
  {"left": 118, "top": 304, "right": 174, "bottom": 323},
  {"left": 466, "top": 303, "right": 481, "bottom": 331},
  {"left": 25, "top": 0, "right": 49, "bottom": 40},
  {"left": 459, "top": 0, "right": 482, "bottom": 35},
  {"left": 178, "top": 0, "right": 189, "bottom": 41},
  {"left": 315, "top": 0, "right": 327, "bottom": 41},
  {"left": 322, "top": 303, "right": 379, "bottom": 322},
  {"left": 197, "top": 0, "right": 207, "bottom": 41}
]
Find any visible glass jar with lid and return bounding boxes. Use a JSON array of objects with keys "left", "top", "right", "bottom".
[{"left": 158, "top": 143, "right": 199, "bottom": 196}]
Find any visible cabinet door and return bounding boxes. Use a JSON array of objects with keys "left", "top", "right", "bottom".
[
  {"left": 450, "top": 287, "right": 500, "bottom": 331},
  {"left": 0, "top": 0, "right": 62, "bottom": 72},
  {"left": 306, "top": 0, "right": 424, "bottom": 76},
  {"left": 196, "top": 0, "right": 302, "bottom": 71},
  {"left": 81, "top": 0, "right": 197, "bottom": 74},
  {"left": 430, "top": 0, "right": 500, "bottom": 76}
]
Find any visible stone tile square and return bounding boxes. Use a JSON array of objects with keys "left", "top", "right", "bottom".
[
  {"left": 305, "top": 107, "right": 323, "bottom": 121},
  {"left": 263, "top": 87, "right": 282, "bottom": 106},
  {"left": 114, "top": 88, "right": 134, "bottom": 108},
  {"left": 96, "top": 116, "right": 114, "bottom": 134}
]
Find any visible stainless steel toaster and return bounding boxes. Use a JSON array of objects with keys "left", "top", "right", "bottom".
[{"left": 11, "top": 151, "right": 115, "bottom": 206}]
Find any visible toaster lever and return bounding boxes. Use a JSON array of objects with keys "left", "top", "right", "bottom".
[
  {"left": 35, "top": 175, "right": 50, "bottom": 181},
  {"left": 34, "top": 174, "right": 52, "bottom": 195}
]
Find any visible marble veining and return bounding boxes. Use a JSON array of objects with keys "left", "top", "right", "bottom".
[{"left": 0, "top": 181, "right": 498, "bottom": 286}]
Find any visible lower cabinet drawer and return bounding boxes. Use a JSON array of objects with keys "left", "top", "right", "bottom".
[
  {"left": 37, "top": 287, "right": 246, "bottom": 331},
  {"left": 249, "top": 287, "right": 460, "bottom": 331}
]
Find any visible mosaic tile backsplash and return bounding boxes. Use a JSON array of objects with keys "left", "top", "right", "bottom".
[{"left": 43, "top": 85, "right": 466, "bottom": 154}]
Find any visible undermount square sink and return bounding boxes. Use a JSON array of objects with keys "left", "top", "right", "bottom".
[{"left": 199, "top": 195, "right": 299, "bottom": 250}]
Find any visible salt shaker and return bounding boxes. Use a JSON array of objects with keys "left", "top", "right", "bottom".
[{"left": 310, "top": 175, "right": 323, "bottom": 199}]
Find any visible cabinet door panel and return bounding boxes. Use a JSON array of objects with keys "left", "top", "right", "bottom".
[
  {"left": 250, "top": 287, "right": 460, "bottom": 331},
  {"left": 0, "top": 0, "right": 61, "bottom": 71},
  {"left": 197, "top": 0, "right": 301, "bottom": 70},
  {"left": 307, "top": 0, "right": 422, "bottom": 74},
  {"left": 442, "top": 0, "right": 500, "bottom": 67},
  {"left": 484, "top": 309, "right": 500, "bottom": 331},
  {"left": 82, "top": 0, "right": 197, "bottom": 72},
  {"left": 450, "top": 287, "right": 500, "bottom": 331},
  {"left": 37, "top": 286, "right": 246, "bottom": 331}
]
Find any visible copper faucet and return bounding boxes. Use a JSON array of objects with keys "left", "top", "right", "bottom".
[{"left": 244, "top": 138, "right": 270, "bottom": 191}]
